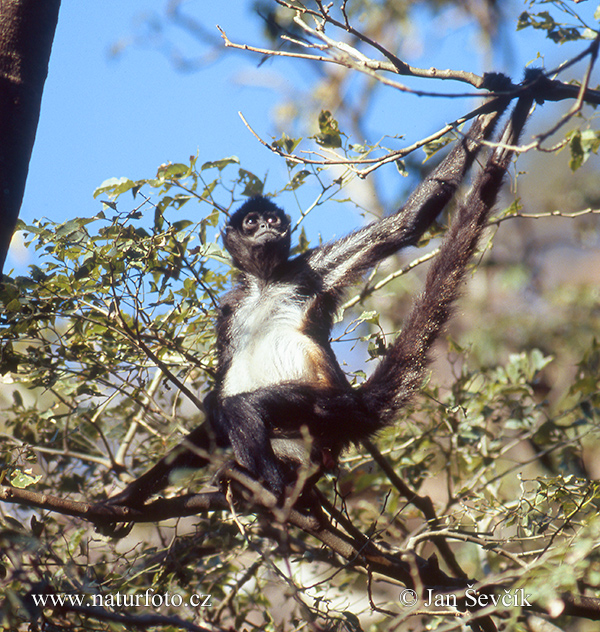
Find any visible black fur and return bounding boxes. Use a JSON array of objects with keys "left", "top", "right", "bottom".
[
  {"left": 106, "top": 93, "right": 532, "bottom": 506},
  {"left": 208, "top": 109, "right": 512, "bottom": 494}
]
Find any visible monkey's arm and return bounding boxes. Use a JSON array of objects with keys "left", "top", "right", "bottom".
[{"left": 306, "top": 100, "right": 509, "bottom": 293}]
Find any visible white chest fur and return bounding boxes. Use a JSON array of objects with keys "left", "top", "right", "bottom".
[{"left": 221, "top": 281, "right": 323, "bottom": 396}]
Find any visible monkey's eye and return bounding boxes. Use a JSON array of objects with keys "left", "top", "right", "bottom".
[
  {"left": 243, "top": 213, "right": 259, "bottom": 227},
  {"left": 266, "top": 215, "right": 281, "bottom": 226}
]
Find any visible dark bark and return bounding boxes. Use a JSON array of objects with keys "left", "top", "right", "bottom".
[{"left": 0, "top": 0, "right": 61, "bottom": 272}]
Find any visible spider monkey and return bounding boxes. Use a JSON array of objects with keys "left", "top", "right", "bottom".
[{"left": 106, "top": 81, "right": 532, "bottom": 507}]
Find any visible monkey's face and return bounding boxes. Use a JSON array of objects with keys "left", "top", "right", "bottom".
[
  {"left": 238, "top": 210, "right": 287, "bottom": 243},
  {"left": 224, "top": 196, "right": 291, "bottom": 278}
]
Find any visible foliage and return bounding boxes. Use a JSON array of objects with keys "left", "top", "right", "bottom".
[{"left": 1, "top": 1, "right": 600, "bottom": 632}]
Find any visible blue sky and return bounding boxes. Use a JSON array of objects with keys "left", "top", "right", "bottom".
[
  {"left": 7, "top": 1, "right": 599, "bottom": 273},
  {"left": 9, "top": 1, "right": 285, "bottom": 271}
]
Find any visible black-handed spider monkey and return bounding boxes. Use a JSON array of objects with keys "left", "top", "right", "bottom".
[{"left": 106, "top": 80, "right": 532, "bottom": 507}]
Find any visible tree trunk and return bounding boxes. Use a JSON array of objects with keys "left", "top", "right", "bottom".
[{"left": 0, "top": 0, "right": 61, "bottom": 272}]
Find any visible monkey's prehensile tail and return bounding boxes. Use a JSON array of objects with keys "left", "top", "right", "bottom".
[{"left": 362, "top": 94, "right": 533, "bottom": 423}]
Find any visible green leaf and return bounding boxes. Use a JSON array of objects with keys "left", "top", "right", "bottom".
[
  {"left": 272, "top": 133, "right": 301, "bottom": 154},
  {"left": 516, "top": 10, "right": 582, "bottom": 43},
  {"left": 569, "top": 130, "right": 584, "bottom": 171},
  {"left": 201, "top": 156, "right": 240, "bottom": 171},
  {"left": 238, "top": 169, "right": 264, "bottom": 197},
  {"left": 569, "top": 129, "right": 600, "bottom": 171},
  {"left": 516, "top": 11, "right": 531, "bottom": 32},
  {"left": 158, "top": 163, "right": 190, "bottom": 179},
  {"left": 93, "top": 177, "right": 137, "bottom": 199},
  {"left": 5, "top": 298, "right": 22, "bottom": 312},
  {"left": 395, "top": 160, "right": 408, "bottom": 176},
  {"left": 313, "top": 110, "right": 343, "bottom": 148},
  {"left": 423, "top": 135, "right": 452, "bottom": 160},
  {"left": 284, "top": 170, "right": 311, "bottom": 191},
  {"left": 172, "top": 220, "right": 194, "bottom": 232},
  {"left": 10, "top": 469, "right": 42, "bottom": 489}
]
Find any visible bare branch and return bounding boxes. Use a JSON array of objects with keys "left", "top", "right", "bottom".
[
  {"left": 239, "top": 99, "right": 501, "bottom": 178},
  {"left": 277, "top": 0, "right": 485, "bottom": 87}
]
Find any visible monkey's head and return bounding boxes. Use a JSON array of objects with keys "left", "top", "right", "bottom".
[{"left": 224, "top": 196, "right": 292, "bottom": 279}]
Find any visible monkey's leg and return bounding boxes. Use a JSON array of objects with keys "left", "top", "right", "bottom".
[
  {"left": 219, "top": 385, "right": 378, "bottom": 489},
  {"left": 103, "top": 423, "right": 213, "bottom": 507},
  {"left": 216, "top": 394, "right": 289, "bottom": 495}
]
